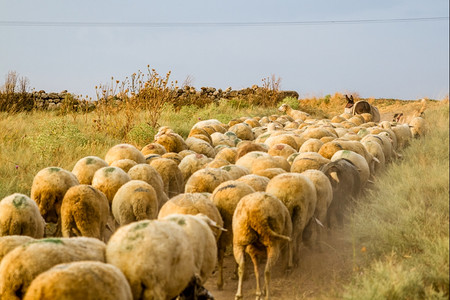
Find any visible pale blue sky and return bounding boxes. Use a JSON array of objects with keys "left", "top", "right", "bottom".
[{"left": 0, "top": 0, "right": 448, "bottom": 100}]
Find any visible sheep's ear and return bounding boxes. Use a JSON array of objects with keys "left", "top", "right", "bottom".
[
  {"left": 345, "top": 95, "right": 350, "bottom": 101},
  {"left": 330, "top": 171, "right": 340, "bottom": 183},
  {"left": 373, "top": 157, "right": 380, "bottom": 164},
  {"left": 350, "top": 95, "right": 354, "bottom": 101}
]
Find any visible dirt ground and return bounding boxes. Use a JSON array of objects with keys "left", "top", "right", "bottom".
[{"left": 205, "top": 226, "right": 356, "bottom": 300}]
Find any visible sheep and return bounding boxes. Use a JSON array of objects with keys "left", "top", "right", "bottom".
[
  {"left": 91, "top": 166, "right": 131, "bottom": 204},
  {"left": 161, "top": 214, "right": 219, "bottom": 284},
  {"left": 60, "top": 185, "right": 110, "bottom": 241},
  {"left": 157, "top": 192, "right": 224, "bottom": 241},
  {"left": 361, "top": 139, "right": 386, "bottom": 174},
  {"left": 318, "top": 140, "right": 379, "bottom": 175},
  {"left": 243, "top": 118, "right": 261, "bottom": 128},
  {"left": 302, "top": 127, "right": 337, "bottom": 140},
  {"left": 235, "top": 151, "right": 277, "bottom": 174},
  {"left": 215, "top": 147, "right": 238, "bottom": 164},
  {"left": 144, "top": 154, "right": 161, "bottom": 164},
  {"left": 391, "top": 123, "right": 413, "bottom": 150},
  {"left": 141, "top": 142, "right": 167, "bottom": 156},
  {"left": 210, "top": 132, "right": 238, "bottom": 147},
  {"left": 0, "top": 235, "right": 34, "bottom": 262},
  {"left": 211, "top": 181, "right": 256, "bottom": 289},
  {"left": 71, "top": 156, "right": 109, "bottom": 185},
  {"left": 228, "top": 123, "right": 255, "bottom": 141},
  {"left": 298, "top": 138, "right": 324, "bottom": 153},
  {"left": 247, "top": 154, "right": 290, "bottom": 175},
  {"left": 104, "top": 143, "right": 146, "bottom": 165},
  {"left": 189, "top": 133, "right": 213, "bottom": 145},
  {"left": 112, "top": 180, "right": 158, "bottom": 226},
  {"left": 290, "top": 152, "right": 331, "bottom": 173},
  {"left": 0, "top": 193, "right": 45, "bottom": 239},
  {"left": 409, "top": 116, "right": 427, "bottom": 138},
  {"left": 265, "top": 173, "right": 317, "bottom": 266},
  {"left": 106, "top": 220, "right": 195, "bottom": 300},
  {"left": 30, "top": 167, "right": 79, "bottom": 227},
  {"left": 0, "top": 237, "right": 106, "bottom": 299},
  {"left": 370, "top": 127, "right": 398, "bottom": 150},
  {"left": 161, "top": 152, "right": 183, "bottom": 165},
  {"left": 333, "top": 127, "right": 348, "bottom": 138},
  {"left": 331, "top": 115, "right": 346, "bottom": 123},
  {"left": 23, "top": 261, "right": 133, "bottom": 300},
  {"left": 184, "top": 167, "right": 232, "bottom": 194},
  {"left": 331, "top": 149, "right": 370, "bottom": 186},
  {"left": 154, "top": 127, "right": 188, "bottom": 153},
  {"left": 320, "top": 159, "right": 361, "bottom": 228},
  {"left": 178, "top": 153, "right": 213, "bottom": 183},
  {"left": 254, "top": 167, "right": 287, "bottom": 179},
  {"left": 185, "top": 136, "right": 216, "bottom": 158},
  {"left": 284, "top": 121, "right": 300, "bottom": 130},
  {"left": 236, "top": 174, "right": 270, "bottom": 192},
  {"left": 300, "top": 170, "right": 333, "bottom": 251},
  {"left": 264, "top": 134, "right": 299, "bottom": 151},
  {"left": 188, "top": 127, "right": 213, "bottom": 144},
  {"left": 278, "top": 103, "right": 310, "bottom": 121},
  {"left": 127, "top": 164, "right": 169, "bottom": 209},
  {"left": 192, "top": 119, "right": 223, "bottom": 129},
  {"left": 219, "top": 164, "right": 249, "bottom": 180},
  {"left": 376, "top": 130, "right": 399, "bottom": 154},
  {"left": 360, "top": 112, "right": 373, "bottom": 123},
  {"left": 235, "top": 142, "right": 268, "bottom": 160},
  {"left": 206, "top": 158, "right": 230, "bottom": 168},
  {"left": 178, "top": 149, "right": 197, "bottom": 158},
  {"left": 287, "top": 152, "right": 300, "bottom": 165},
  {"left": 340, "top": 112, "right": 353, "bottom": 120},
  {"left": 268, "top": 143, "right": 297, "bottom": 159},
  {"left": 149, "top": 157, "right": 184, "bottom": 198},
  {"left": 110, "top": 158, "right": 138, "bottom": 173},
  {"left": 361, "top": 134, "right": 395, "bottom": 163},
  {"left": 233, "top": 192, "right": 292, "bottom": 300},
  {"left": 347, "top": 116, "right": 365, "bottom": 126}
]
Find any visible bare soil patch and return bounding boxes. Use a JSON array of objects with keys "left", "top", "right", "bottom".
[{"left": 205, "top": 227, "right": 355, "bottom": 300}]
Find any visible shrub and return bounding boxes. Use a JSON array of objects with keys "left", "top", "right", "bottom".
[
  {"left": 0, "top": 71, "right": 34, "bottom": 112},
  {"left": 126, "top": 122, "right": 157, "bottom": 147},
  {"left": 278, "top": 96, "right": 299, "bottom": 110}
]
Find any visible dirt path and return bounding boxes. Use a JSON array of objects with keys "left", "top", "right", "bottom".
[{"left": 205, "top": 227, "right": 355, "bottom": 300}]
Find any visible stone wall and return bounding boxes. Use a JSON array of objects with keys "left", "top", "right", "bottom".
[
  {"left": 31, "top": 86, "right": 299, "bottom": 110},
  {"left": 174, "top": 85, "right": 299, "bottom": 103}
]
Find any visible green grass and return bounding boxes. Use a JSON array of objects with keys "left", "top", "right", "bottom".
[
  {"left": 343, "top": 106, "right": 449, "bottom": 299},
  {"left": 0, "top": 101, "right": 277, "bottom": 199}
]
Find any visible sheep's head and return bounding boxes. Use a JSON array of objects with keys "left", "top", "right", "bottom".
[{"left": 278, "top": 103, "right": 288, "bottom": 112}]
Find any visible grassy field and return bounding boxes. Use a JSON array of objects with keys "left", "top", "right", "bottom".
[
  {"left": 0, "top": 96, "right": 448, "bottom": 299},
  {"left": 343, "top": 105, "right": 449, "bottom": 299}
]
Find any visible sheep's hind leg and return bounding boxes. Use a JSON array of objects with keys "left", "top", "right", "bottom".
[
  {"left": 264, "top": 245, "right": 280, "bottom": 300},
  {"left": 234, "top": 245, "right": 246, "bottom": 300},
  {"left": 247, "top": 245, "right": 263, "bottom": 300},
  {"left": 217, "top": 246, "right": 225, "bottom": 290}
]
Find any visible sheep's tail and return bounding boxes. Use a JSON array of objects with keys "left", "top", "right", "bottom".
[{"left": 268, "top": 228, "right": 291, "bottom": 242}]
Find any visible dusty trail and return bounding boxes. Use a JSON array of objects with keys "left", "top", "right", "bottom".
[{"left": 205, "top": 227, "right": 355, "bottom": 300}]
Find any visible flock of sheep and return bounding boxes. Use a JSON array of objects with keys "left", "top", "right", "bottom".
[{"left": 0, "top": 101, "right": 427, "bottom": 300}]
